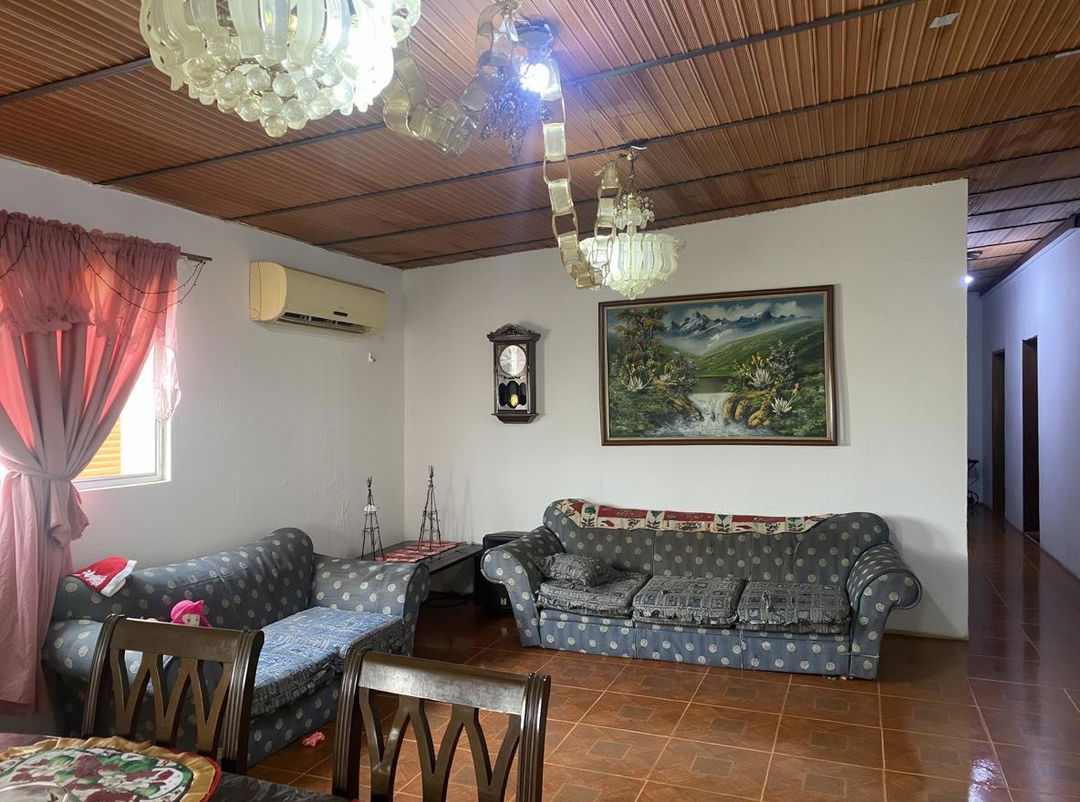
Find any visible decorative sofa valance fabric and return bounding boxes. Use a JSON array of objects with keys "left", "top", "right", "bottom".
[{"left": 482, "top": 499, "right": 921, "bottom": 680}]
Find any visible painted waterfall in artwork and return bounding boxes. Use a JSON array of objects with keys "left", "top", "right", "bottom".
[{"left": 600, "top": 286, "right": 836, "bottom": 444}]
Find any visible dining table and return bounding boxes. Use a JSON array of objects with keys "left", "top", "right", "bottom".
[{"left": 0, "top": 733, "right": 346, "bottom": 802}]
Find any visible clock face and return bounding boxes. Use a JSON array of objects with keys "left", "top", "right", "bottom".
[{"left": 499, "top": 344, "right": 527, "bottom": 378}]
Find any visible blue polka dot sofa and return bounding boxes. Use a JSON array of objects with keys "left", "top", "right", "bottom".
[
  {"left": 481, "top": 499, "right": 921, "bottom": 680},
  {"left": 43, "top": 527, "right": 430, "bottom": 764}
]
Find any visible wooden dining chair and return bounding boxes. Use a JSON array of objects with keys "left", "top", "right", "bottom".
[
  {"left": 332, "top": 649, "right": 551, "bottom": 802},
  {"left": 82, "top": 614, "right": 264, "bottom": 774}
]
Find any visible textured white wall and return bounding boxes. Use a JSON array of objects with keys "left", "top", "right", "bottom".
[
  {"left": 0, "top": 157, "right": 405, "bottom": 564},
  {"left": 977, "top": 229, "right": 1080, "bottom": 578},
  {"left": 403, "top": 182, "right": 970, "bottom": 638}
]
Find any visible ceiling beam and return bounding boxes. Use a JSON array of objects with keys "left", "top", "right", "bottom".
[
  {"left": 0, "top": 57, "right": 152, "bottom": 109},
  {"left": 320, "top": 106, "right": 1080, "bottom": 249},
  {"left": 234, "top": 49, "right": 1080, "bottom": 224}
]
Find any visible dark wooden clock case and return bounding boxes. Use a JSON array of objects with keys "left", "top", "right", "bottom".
[{"left": 487, "top": 324, "right": 540, "bottom": 423}]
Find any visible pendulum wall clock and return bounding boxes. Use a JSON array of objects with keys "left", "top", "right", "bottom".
[{"left": 487, "top": 324, "right": 540, "bottom": 423}]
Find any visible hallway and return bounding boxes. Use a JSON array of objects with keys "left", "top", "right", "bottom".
[{"left": 878, "top": 504, "right": 1080, "bottom": 799}]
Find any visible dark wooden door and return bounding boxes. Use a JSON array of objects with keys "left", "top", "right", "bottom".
[
  {"left": 991, "top": 351, "right": 1006, "bottom": 512},
  {"left": 1022, "top": 337, "right": 1040, "bottom": 539}
]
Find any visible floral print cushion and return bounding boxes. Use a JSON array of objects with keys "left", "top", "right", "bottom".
[
  {"left": 632, "top": 575, "right": 746, "bottom": 626},
  {"left": 539, "top": 553, "right": 620, "bottom": 587},
  {"left": 538, "top": 571, "right": 649, "bottom": 617},
  {"left": 736, "top": 581, "right": 851, "bottom": 634}
]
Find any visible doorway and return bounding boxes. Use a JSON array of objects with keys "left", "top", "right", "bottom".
[
  {"left": 991, "top": 351, "right": 1005, "bottom": 512},
  {"left": 1022, "top": 337, "right": 1040, "bottom": 540}
]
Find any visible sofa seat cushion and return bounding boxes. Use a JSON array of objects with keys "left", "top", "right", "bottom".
[
  {"left": 736, "top": 581, "right": 851, "bottom": 634},
  {"left": 262, "top": 607, "right": 408, "bottom": 672},
  {"left": 632, "top": 576, "right": 746, "bottom": 627},
  {"left": 538, "top": 571, "right": 648, "bottom": 617},
  {"left": 252, "top": 638, "right": 337, "bottom": 717}
]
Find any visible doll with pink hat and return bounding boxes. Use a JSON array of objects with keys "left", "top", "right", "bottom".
[{"left": 170, "top": 599, "right": 211, "bottom": 627}]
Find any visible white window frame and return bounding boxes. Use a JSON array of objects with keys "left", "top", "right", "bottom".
[{"left": 74, "top": 416, "right": 170, "bottom": 492}]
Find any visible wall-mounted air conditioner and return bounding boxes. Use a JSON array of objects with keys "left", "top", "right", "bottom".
[{"left": 249, "top": 261, "right": 387, "bottom": 334}]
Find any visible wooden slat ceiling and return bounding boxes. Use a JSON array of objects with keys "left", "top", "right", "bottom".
[{"left": 1, "top": 0, "right": 1079, "bottom": 292}]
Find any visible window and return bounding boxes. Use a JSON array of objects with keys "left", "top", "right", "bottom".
[
  {"left": 0, "top": 353, "right": 168, "bottom": 491},
  {"left": 76, "top": 353, "right": 168, "bottom": 489}
]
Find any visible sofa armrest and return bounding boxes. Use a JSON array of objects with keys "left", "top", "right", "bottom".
[
  {"left": 845, "top": 543, "right": 921, "bottom": 678},
  {"left": 43, "top": 619, "right": 105, "bottom": 681},
  {"left": 311, "top": 557, "right": 431, "bottom": 653},
  {"left": 481, "top": 527, "right": 564, "bottom": 647}
]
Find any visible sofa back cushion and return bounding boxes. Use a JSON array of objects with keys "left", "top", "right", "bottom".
[
  {"left": 543, "top": 500, "right": 655, "bottom": 574},
  {"left": 54, "top": 528, "right": 314, "bottom": 628},
  {"left": 544, "top": 501, "right": 889, "bottom": 588}
]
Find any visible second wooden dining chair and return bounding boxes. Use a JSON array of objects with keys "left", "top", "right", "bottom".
[
  {"left": 82, "top": 614, "right": 264, "bottom": 774},
  {"left": 333, "top": 649, "right": 551, "bottom": 801}
]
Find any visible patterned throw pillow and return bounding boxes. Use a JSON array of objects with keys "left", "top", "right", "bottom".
[
  {"left": 538, "top": 571, "right": 649, "bottom": 617},
  {"left": 540, "top": 553, "right": 619, "bottom": 587},
  {"left": 736, "top": 581, "right": 851, "bottom": 634}
]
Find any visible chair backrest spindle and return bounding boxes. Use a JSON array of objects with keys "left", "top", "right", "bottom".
[
  {"left": 82, "top": 614, "right": 263, "bottom": 774},
  {"left": 333, "top": 649, "right": 551, "bottom": 801}
]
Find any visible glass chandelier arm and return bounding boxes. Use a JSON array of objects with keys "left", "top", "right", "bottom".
[
  {"left": 288, "top": 0, "right": 327, "bottom": 65},
  {"left": 541, "top": 61, "right": 602, "bottom": 289},
  {"left": 189, "top": 0, "right": 226, "bottom": 41},
  {"left": 227, "top": 0, "right": 264, "bottom": 58}
]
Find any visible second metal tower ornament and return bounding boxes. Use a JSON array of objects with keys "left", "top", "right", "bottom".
[{"left": 418, "top": 465, "right": 442, "bottom": 544}]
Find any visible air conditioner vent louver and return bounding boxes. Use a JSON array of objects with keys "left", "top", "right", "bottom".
[
  {"left": 279, "top": 311, "right": 373, "bottom": 333},
  {"left": 250, "top": 262, "right": 387, "bottom": 335}
]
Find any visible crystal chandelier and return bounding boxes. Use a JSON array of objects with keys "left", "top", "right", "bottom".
[
  {"left": 579, "top": 147, "right": 682, "bottom": 299},
  {"left": 140, "top": 0, "right": 421, "bottom": 136},
  {"left": 379, "top": 2, "right": 560, "bottom": 158}
]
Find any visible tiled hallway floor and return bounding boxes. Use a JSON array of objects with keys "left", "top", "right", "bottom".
[{"left": 254, "top": 507, "right": 1080, "bottom": 800}]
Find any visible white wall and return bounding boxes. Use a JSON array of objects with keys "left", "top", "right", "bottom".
[
  {"left": 976, "top": 229, "right": 1080, "bottom": 577},
  {"left": 967, "top": 293, "right": 985, "bottom": 503},
  {"left": 404, "top": 181, "right": 970, "bottom": 638},
  {"left": 0, "top": 157, "right": 405, "bottom": 564}
]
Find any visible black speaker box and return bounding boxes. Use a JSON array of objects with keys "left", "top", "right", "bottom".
[{"left": 474, "top": 532, "right": 521, "bottom": 616}]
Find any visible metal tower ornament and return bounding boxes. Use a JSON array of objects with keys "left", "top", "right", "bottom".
[
  {"left": 418, "top": 466, "right": 443, "bottom": 543},
  {"left": 360, "top": 476, "right": 385, "bottom": 560}
]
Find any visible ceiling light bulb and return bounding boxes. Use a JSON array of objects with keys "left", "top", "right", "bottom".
[
  {"left": 965, "top": 275, "right": 975, "bottom": 286},
  {"left": 519, "top": 61, "right": 553, "bottom": 95}
]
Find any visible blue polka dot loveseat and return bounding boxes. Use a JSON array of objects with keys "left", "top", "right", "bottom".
[
  {"left": 482, "top": 499, "right": 920, "bottom": 680},
  {"left": 43, "top": 527, "right": 430, "bottom": 763}
]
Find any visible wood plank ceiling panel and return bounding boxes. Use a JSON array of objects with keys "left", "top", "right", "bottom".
[
  {"left": 0, "top": 0, "right": 144, "bottom": 95},
  {"left": 341, "top": 111, "right": 1080, "bottom": 267},
  {"left": 968, "top": 175, "right": 1080, "bottom": 213},
  {"left": 0, "top": 71, "right": 372, "bottom": 182},
  {"left": 114, "top": 55, "right": 1080, "bottom": 229},
  {"left": 0, "top": 0, "right": 1077, "bottom": 291}
]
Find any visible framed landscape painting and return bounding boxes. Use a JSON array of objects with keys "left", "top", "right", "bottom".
[{"left": 599, "top": 285, "right": 837, "bottom": 445}]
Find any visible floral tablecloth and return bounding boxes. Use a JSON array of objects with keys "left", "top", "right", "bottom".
[{"left": 0, "top": 736, "right": 219, "bottom": 802}]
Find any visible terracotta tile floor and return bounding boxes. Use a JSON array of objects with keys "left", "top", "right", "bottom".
[{"left": 255, "top": 508, "right": 1080, "bottom": 800}]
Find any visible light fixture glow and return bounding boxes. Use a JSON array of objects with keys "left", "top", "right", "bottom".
[
  {"left": 519, "top": 61, "right": 554, "bottom": 95},
  {"left": 965, "top": 275, "right": 975, "bottom": 286}
]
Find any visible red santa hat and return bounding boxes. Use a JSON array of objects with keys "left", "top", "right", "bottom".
[{"left": 71, "top": 556, "right": 137, "bottom": 597}]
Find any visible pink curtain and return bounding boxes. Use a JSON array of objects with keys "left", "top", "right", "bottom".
[{"left": 0, "top": 211, "right": 179, "bottom": 713}]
